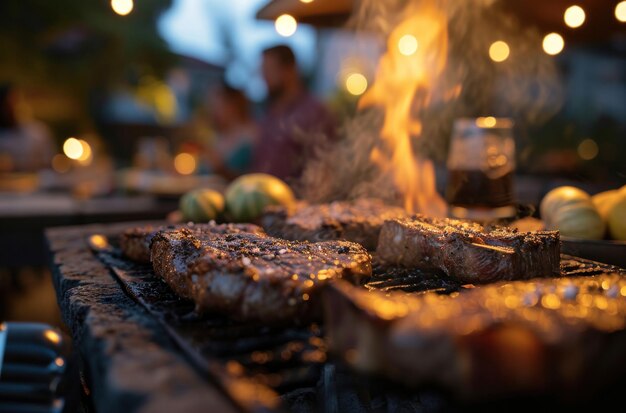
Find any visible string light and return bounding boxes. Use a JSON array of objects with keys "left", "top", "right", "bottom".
[
  {"left": 63, "top": 138, "right": 83, "bottom": 160},
  {"left": 275, "top": 14, "right": 297, "bottom": 37},
  {"left": 111, "top": 0, "right": 133, "bottom": 16},
  {"left": 398, "top": 35, "right": 419, "bottom": 56},
  {"left": 345, "top": 73, "right": 368, "bottom": 96},
  {"left": 564, "top": 5, "right": 586, "bottom": 28},
  {"left": 616, "top": 1, "right": 626, "bottom": 22},
  {"left": 543, "top": 33, "right": 565, "bottom": 55},
  {"left": 489, "top": 41, "right": 510, "bottom": 62},
  {"left": 76, "top": 140, "right": 93, "bottom": 165}
]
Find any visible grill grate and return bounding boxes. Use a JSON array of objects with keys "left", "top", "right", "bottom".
[{"left": 88, "top": 234, "right": 624, "bottom": 413}]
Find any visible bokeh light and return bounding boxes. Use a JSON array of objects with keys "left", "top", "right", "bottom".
[
  {"left": 275, "top": 14, "right": 297, "bottom": 37},
  {"left": 398, "top": 35, "right": 419, "bottom": 56},
  {"left": 111, "top": 0, "right": 134, "bottom": 16},
  {"left": 489, "top": 41, "right": 510, "bottom": 62},
  {"left": 77, "top": 140, "right": 93, "bottom": 165},
  {"left": 300, "top": 0, "right": 314, "bottom": 3},
  {"left": 476, "top": 116, "right": 497, "bottom": 128},
  {"left": 44, "top": 329, "right": 61, "bottom": 345},
  {"left": 616, "top": 1, "right": 626, "bottom": 22},
  {"left": 543, "top": 33, "right": 565, "bottom": 55},
  {"left": 577, "top": 139, "right": 599, "bottom": 160},
  {"left": 63, "top": 138, "right": 83, "bottom": 160},
  {"left": 345, "top": 73, "right": 368, "bottom": 96},
  {"left": 174, "top": 152, "right": 197, "bottom": 175},
  {"left": 564, "top": 5, "right": 586, "bottom": 28},
  {"left": 52, "top": 154, "right": 71, "bottom": 173}
]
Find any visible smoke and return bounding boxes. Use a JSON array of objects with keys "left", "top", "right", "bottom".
[{"left": 299, "top": 0, "right": 563, "bottom": 204}]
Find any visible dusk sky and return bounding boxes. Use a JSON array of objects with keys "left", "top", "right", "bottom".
[{"left": 158, "top": 0, "right": 317, "bottom": 100}]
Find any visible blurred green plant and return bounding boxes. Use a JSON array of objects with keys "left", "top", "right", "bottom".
[{"left": 0, "top": 0, "right": 173, "bottom": 103}]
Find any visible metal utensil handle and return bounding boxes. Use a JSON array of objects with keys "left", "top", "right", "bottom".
[{"left": 0, "top": 323, "right": 6, "bottom": 379}]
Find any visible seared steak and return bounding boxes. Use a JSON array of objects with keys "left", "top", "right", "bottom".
[
  {"left": 262, "top": 198, "right": 407, "bottom": 250},
  {"left": 120, "top": 222, "right": 264, "bottom": 263},
  {"left": 376, "top": 215, "right": 560, "bottom": 283},
  {"left": 150, "top": 228, "right": 371, "bottom": 323},
  {"left": 325, "top": 274, "right": 626, "bottom": 399}
]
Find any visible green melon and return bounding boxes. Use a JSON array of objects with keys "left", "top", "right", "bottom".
[
  {"left": 540, "top": 186, "right": 590, "bottom": 226},
  {"left": 179, "top": 189, "right": 225, "bottom": 222},
  {"left": 225, "top": 173, "right": 295, "bottom": 222},
  {"left": 551, "top": 202, "right": 605, "bottom": 240}
]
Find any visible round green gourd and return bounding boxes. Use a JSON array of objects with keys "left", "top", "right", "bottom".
[
  {"left": 179, "top": 189, "right": 225, "bottom": 222},
  {"left": 540, "top": 186, "right": 591, "bottom": 227},
  {"left": 550, "top": 202, "right": 605, "bottom": 240},
  {"left": 225, "top": 173, "right": 295, "bottom": 222}
]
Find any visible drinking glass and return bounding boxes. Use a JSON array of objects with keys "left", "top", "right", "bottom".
[{"left": 446, "top": 117, "right": 516, "bottom": 220}]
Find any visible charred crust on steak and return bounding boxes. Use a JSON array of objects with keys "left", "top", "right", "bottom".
[
  {"left": 150, "top": 228, "right": 372, "bottom": 324},
  {"left": 376, "top": 215, "right": 561, "bottom": 283},
  {"left": 120, "top": 222, "right": 265, "bottom": 263},
  {"left": 262, "top": 198, "right": 407, "bottom": 250}
]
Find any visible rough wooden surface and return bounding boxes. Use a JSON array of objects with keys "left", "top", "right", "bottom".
[{"left": 46, "top": 222, "right": 238, "bottom": 413}]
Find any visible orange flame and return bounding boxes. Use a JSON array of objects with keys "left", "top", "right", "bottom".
[{"left": 359, "top": 1, "right": 449, "bottom": 216}]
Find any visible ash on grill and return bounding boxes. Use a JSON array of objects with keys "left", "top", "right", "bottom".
[{"left": 89, "top": 234, "right": 623, "bottom": 413}]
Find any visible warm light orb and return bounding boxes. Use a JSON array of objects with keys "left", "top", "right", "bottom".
[
  {"left": 577, "top": 139, "right": 599, "bottom": 160},
  {"left": 44, "top": 329, "right": 61, "bottom": 345},
  {"left": 398, "top": 34, "right": 419, "bottom": 56},
  {"left": 564, "top": 5, "right": 586, "bottom": 28},
  {"left": 63, "top": 137, "right": 83, "bottom": 160},
  {"left": 616, "top": 1, "right": 626, "bottom": 22},
  {"left": 489, "top": 41, "right": 510, "bottom": 62},
  {"left": 275, "top": 14, "right": 297, "bottom": 37},
  {"left": 543, "top": 33, "right": 565, "bottom": 55},
  {"left": 77, "top": 140, "right": 93, "bottom": 164},
  {"left": 174, "top": 152, "right": 197, "bottom": 175},
  {"left": 300, "top": 0, "right": 314, "bottom": 3},
  {"left": 345, "top": 73, "right": 368, "bottom": 96},
  {"left": 111, "top": 0, "right": 133, "bottom": 16},
  {"left": 476, "top": 116, "right": 497, "bottom": 128}
]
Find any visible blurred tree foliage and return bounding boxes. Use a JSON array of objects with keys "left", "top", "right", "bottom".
[{"left": 0, "top": 0, "right": 173, "bottom": 101}]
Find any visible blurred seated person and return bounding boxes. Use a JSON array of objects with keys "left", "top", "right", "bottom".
[
  {"left": 0, "top": 84, "right": 54, "bottom": 172},
  {"left": 253, "top": 45, "right": 336, "bottom": 181},
  {"left": 202, "top": 83, "right": 256, "bottom": 179}
]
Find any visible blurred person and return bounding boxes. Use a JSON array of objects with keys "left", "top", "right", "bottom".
[
  {"left": 253, "top": 45, "right": 336, "bottom": 181},
  {"left": 0, "top": 84, "right": 54, "bottom": 172},
  {"left": 202, "top": 83, "right": 256, "bottom": 179}
]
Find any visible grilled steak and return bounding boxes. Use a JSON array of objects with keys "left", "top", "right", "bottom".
[
  {"left": 376, "top": 215, "right": 560, "bottom": 283},
  {"left": 262, "top": 198, "right": 407, "bottom": 250},
  {"left": 120, "top": 222, "right": 264, "bottom": 263},
  {"left": 325, "top": 274, "right": 626, "bottom": 399},
  {"left": 150, "top": 228, "right": 372, "bottom": 323}
]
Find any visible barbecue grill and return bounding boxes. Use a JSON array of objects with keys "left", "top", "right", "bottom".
[{"left": 46, "top": 222, "right": 625, "bottom": 412}]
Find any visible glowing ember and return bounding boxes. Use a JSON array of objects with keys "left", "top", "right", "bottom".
[{"left": 358, "top": 0, "right": 448, "bottom": 216}]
